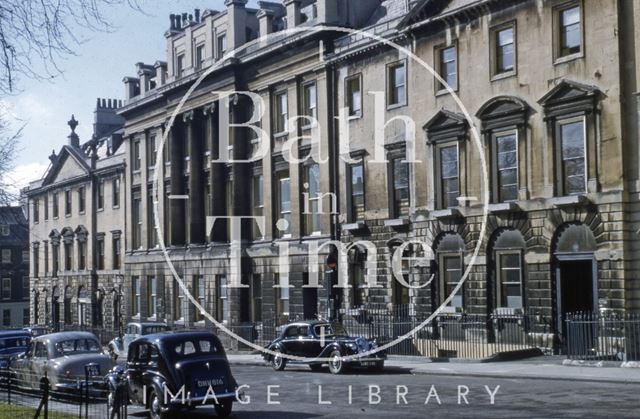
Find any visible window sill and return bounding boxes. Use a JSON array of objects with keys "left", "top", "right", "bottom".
[
  {"left": 342, "top": 221, "right": 367, "bottom": 231},
  {"left": 490, "top": 71, "right": 516, "bottom": 82},
  {"left": 348, "top": 113, "right": 362, "bottom": 121},
  {"left": 273, "top": 131, "right": 289, "bottom": 140},
  {"left": 554, "top": 52, "right": 584, "bottom": 66},
  {"left": 435, "top": 88, "right": 458, "bottom": 98},
  {"left": 550, "top": 194, "right": 589, "bottom": 208},
  {"left": 301, "top": 123, "right": 318, "bottom": 131},
  {"left": 384, "top": 218, "right": 410, "bottom": 228},
  {"left": 488, "top": 202, "right": 520, "bottom": 214},
  {"left": 133, "top": 170, "right": 141, "bottom": 175},
  {"left": 431, "top": 208, "right": 462, "bottom": 220},
  {"left": 386, "top": 102, "right": 407, "bottom": 111},
  {"left": 438, "top": 306, "right": 464, "bottom": 314}
]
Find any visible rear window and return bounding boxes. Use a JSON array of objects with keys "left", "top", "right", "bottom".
[
  {"left": 56, "top": 339, "right": 101, "bottom": 356},
  {"left": 171, "top": 338, "right": 222, "bottom": 360},
  {"left": 143, "top": 326, "right": 169, "bottom": 335},
  {"left": 0, "top": 337, "right": 30, "bottom": 349}
]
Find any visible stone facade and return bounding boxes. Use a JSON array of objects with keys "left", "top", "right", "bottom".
[
  {"left": 23, "top": 99, "right": 126, "bottom": 334},
  {"left": 117, "top": 0, "right": 640, "bottom": 352}
]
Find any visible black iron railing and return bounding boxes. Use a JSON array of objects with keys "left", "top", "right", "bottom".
[{"left": 566, "top": 311, "right": 640, "bottom": 361}]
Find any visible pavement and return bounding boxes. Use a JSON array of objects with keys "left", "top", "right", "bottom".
[{"left": 227, "top": 353, "right": 640, "bottom": 384}]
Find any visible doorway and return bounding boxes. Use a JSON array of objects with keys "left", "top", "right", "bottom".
[{"left": 556, "top": 257, "right": 596, "bottom": 344}]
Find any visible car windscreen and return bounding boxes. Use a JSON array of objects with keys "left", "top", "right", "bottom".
[
  {"left": 313, "top": 323, "right": 349, "bottom": 338},
  {"left": 142, "top": 326, "right": 169, "bottom": 335},
  {"left": 55, "top": 339, "right": 102, "bottom": 356},
  {"left": 0, "top": 337, "right": 30, "bottom": 350},
  {"left": 169, "top": 338, "right": 223, "bottom": 361}
]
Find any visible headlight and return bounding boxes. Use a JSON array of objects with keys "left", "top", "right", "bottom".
[
  {"left": 346, "top": 343, "right": 359, "bottom": 352},
  {"left": 370, "top": 339, "right": 378, "bottom": 349}
]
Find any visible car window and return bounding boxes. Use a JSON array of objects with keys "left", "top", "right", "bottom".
[
  {"left": 313, "top": 324, "right": 349, "bottom": 338},
  {"left": 297, "top": 326, "right": 309, "bottom": 336},
  {"left": 198, "top": 340, "right": 218, "bottom": 353},
  {"left": 170, "top": 338, "right": 223, "bottom": 361},
  {"left": 34, "top": 342, "right": 48, "bottom": 359},
  {"left": 284, "top": 327, "right": 298, "bottom": 338},
  {"left": 0, "top": 337, "right": 29, "bottom": 349},
  {"left": 56, "top": 339, "right": 102, "bottom": 356}
]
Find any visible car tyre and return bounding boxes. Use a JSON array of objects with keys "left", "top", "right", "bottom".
[
  {"left": 214, "top": 400, "right": 233, "bottom": 418},
  {"left": 272, "top": 348, "right": 286, "bottom": 371},
  {"left": 148, "top": 389, "right": 169, "bottom": 419},
  {"left": 328, "top": 350, "right": 346, "bottom": 375}
]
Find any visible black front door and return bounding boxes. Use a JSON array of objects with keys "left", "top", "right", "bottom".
[{"left": 557, "top": 259, "right": 595, "bottom": 341}]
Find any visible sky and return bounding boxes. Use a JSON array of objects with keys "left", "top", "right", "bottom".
[{"left": 1, "top": 0, "right": 259, "bottom": 197}]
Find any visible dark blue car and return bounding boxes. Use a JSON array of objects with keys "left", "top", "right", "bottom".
[
  {"left": 105, "top": 330, "right": 240, "bottom": 419},
  {"left": 0, "top": 330, "right": 31, "bottom": 370}
]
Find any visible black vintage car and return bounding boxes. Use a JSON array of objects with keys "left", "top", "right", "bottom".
[
  {"left": 264, "top": 320, "right": 386, "bottom": 374},
  {"left": 105, "top": 331, "right": 241, "bottom": 419}
]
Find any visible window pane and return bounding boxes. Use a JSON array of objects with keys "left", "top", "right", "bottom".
[
  {"left": 560, "top": 120, "right": 585, "bottom": 194},
  {"left": 560, "top": 6, "right": 581, "bottom": 55},
  {"left": 497, "top": 28, "right": 514, "bottom": 46}
]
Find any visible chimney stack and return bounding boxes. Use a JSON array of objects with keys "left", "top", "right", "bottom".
[
  {"left": 224, "top": 0, "right": 248, "bottom": 50},
  {"left": 94, "top": 97, "right": 125, "bottom": 139},
  {"left": 257, "top": 8, "right": 275, "bottom": 36},
  {"left": 285, "top": 0, "right": 302, "bottom": 28},
  {"left": 170, "top": 14, "right": 176, "bottom": 30},
  {"left": 195, "top": 8, "right": 201, "bottom": 23}
]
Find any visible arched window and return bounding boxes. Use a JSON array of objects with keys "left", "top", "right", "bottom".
[
  {"left": 491, "top": 229, "right": 526, "bottom": 310},
  {"left": 63, "top": 286, "right": 72, "bottom": 324},
  {"left": 434, "top": 233, "right": 465, "bottom": 310},
  {"left": 78, "top": 286, "right": 89, "bottom": 326}
]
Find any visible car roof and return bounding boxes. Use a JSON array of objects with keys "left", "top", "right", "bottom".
[
  {"left": 284, "top": 320, "right": 332, "bottom": 327},
  {"left": 134, "top": 330, "right": 219, "bottom": 345},
  {"left": 0, "top": 330, "right": 31, "bottom": 338},
  {"left": 35, "top": 331, "right": 98, "bottom": 343},
  {"left": 128, "top": 322, "right": 169, "bottom": 328}
]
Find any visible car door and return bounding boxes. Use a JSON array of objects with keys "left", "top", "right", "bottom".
[
  {"left": 29, "top": 341, "right": 48, "bottom": 389},
  {"left": 307, "top": 325, "right": 327, "bottom": 357},
  {"left": 126, "top": 342, "right": 148, "bottom": 405},
  {"left": 290, "top": 325, "right": 311, "bottom": 357},
  {"left": 280, "top": 326, "right": 299, "bottom": 356}
]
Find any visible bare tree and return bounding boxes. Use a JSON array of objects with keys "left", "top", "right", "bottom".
[
  {"left": 0, "top": 0, "right": 140, "bottom": 95},
  {"left": 0, "top": 0, "right": 140, "bottom": 206}
]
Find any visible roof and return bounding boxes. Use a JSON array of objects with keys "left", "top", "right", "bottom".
[
  {"left": 0, "top": 330, "right": 31, "bottom": 337},
  {"left": 0, "top": 207, "right": 28, "bottom": 244},
  {"left": 138, "top": 330, "right": 220, "bottom": 345},
  {"left": 37, "top": 331, "right": 99, "bottom": 343}
]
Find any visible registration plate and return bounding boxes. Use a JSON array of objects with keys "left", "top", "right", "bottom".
[
  {"left": 85, "top": 365, "right": 100, "bottom": 377},
  {"left": 360, "top": 361, "right": 376, "bottom": 366}
]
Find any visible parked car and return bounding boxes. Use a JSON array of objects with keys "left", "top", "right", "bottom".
[
  {"left": 0, "top": 330, "right": 31, "bottom": 370},
  {"left": 105, "top": 331, "right": 240, "bottom": 419},
  {"left": 10, "top": 331, "right": 114, "bottom": 393},
  {"left": 22, "top": 326, "right": 49, "bottom": 338},
  {"left": 263, "top": 320, "right": 386, "bottom": 374},
  {"left": 108, "top": 322, "right": 170, "bottom": 360}
]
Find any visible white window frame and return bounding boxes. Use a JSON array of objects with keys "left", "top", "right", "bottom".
[
  {"left": 556, "top": 115, "right": 587, "bottom": 196},
  {"left": 492, "top": 129, "right": 519, "bottom": 203},
  {"left": 496, "top": 250, "right": 524, "bottom": 309}
]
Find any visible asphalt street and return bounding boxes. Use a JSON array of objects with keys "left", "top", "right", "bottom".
[{"left": 119, "top": 364, "right": 640, "bottom": 419}]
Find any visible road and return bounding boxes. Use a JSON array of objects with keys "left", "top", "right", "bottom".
[
  {"left": 138, "top": 364, "right": 640, "bottom": 418},
  {"left": 6, "top": 364, "right": 640, "bottom": 418}
]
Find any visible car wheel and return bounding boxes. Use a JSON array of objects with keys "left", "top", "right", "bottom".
[
  {"left": 309, "top": 364, "right": 323, "bottom": 372},
  {"left": 214, "top": 400, "right": 233, "bottom": 418},
  {"left": 328, "top": 350, "right": 346, "bottom": 375},
  {"left": 272, "top": 348, "right": 286, "bottom": 371},
  {"left": 148, "top": 389, "right": 169, "bottom": 419}
]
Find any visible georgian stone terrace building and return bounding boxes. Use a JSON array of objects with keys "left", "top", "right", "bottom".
[
  {"left": 24, "top": 100, "right": 126, "bottom": 333},
  {"left": 117, "top": 0, "right": 640, "bottom": 352}
]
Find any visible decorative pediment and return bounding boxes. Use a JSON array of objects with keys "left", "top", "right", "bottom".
[
  {"left": 476, "top": 96, "right": 532, "bottom": 132},
  {"left": 48, "top": 229, "right": 61, "bottom": 239},
  {"left": 538, "top": 80, "right": 604, "bottom": 118},
  {"left": 423, "top": 109, "right": 468, "bottom": 143},
  {"left": 42, "top": 145, "right": 90, "bottom": 187},
  {"left": 75, "top": 225, "right": 89, "bottom": 241}
]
